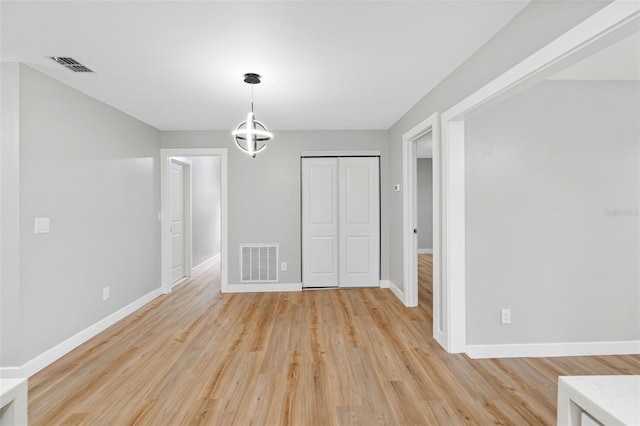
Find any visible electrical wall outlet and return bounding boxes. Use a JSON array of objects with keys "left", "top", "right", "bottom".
[
  {"left": 501, "top": 308, "right": 511, "bottom": 324},
  {"left": 103, "top": 287, "right": 110, "bottom": 301},
  {"left": 281, "top": 262, "right": 287, "bottom": 272}
]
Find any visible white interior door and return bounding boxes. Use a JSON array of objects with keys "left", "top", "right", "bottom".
[
  {"left": 302, "top": 158, "right": 339, "bottom": 288},
  {"left": 170, "top": 161, "right": 186, "bottom": 284},
  {"left": 339, "top": 157, "right": 380, "bottom": 287}
]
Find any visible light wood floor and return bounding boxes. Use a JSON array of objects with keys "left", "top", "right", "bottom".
[{"left": 29, "top": 255, "right": 639, "bottom": 425}]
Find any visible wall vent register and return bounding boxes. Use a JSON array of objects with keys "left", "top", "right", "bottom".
[{"left": 240, "top": 244, "right": 278, "bottom": 283}]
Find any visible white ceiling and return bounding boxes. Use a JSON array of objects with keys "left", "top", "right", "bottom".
[
  {"left": 549, "top": 31, "right": 640, "bottom": 81},
  {"left": 1, "top": 1, "right": 528, "bottom": 131}
]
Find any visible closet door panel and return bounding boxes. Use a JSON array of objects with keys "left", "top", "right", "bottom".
[
  {"left": 302, "top": 158, "right": 339, "bottom": 287},
  {"left": 339, "top": 157, "right": 380, "bottom": 287}
]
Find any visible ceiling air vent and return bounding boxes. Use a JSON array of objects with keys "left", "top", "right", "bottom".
[{"left": 49, "top": 57, "right": 95, "bottom": 73}]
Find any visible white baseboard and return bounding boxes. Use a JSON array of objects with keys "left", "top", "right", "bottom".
[
  {"left": 0, "top": 367, "right": 22, "bottom": 379},
  {"left": 387, "top": 280, "right": 405, "bottom": 304},
  {"left": 224, "top": 282, "right": 302, "bottom": 293},
  {"left": 418, "top": 248, "right": 433, "bottom": 254},
  {"left": 379, "top": 280, "right": 390, "bottom": 288},
  {"left": 191, "top": 253, "right": 220, "bottom": 275},
  {"left": 0, "top": 288, "right": 162, "bottom": 379},
  {"left": 466, "top": 340, "right": 640, "bottom": 359},
  {"left": 435, "top": 330, "right": 447, "bottom": 350}
]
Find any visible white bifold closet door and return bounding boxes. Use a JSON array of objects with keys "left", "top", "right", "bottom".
[{"left": 302, "top": 157, "right": 380, "bottom": 288}]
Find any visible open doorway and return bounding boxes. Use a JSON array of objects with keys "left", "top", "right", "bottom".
[
  {"left": 169, "top": 156, "right": 222, "bottom": 289},
  {"left": 438, "top": 3, "right": 639, "bottom": 356},
  {"left": 402, "top": 113, "right": 444, "bottom": 348},
  {"left": 415, "top": 133, "right": 435, "bottom": 332},
  {"left": 161, "top": 149, "right": 228, "bottom": 294}
]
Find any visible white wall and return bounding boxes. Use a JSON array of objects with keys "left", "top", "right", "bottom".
[
  {"left": 190, "top": 156, "right": 221, "bottom": 268},
  {"left": 161, "top": 130, "right": 389, "bottom": 285},
  {"left": 417, "top": 159, "right": 433, "bottom": 251},
  {"left": 465, "top": 80, "right": 639, "bottom": 344},
  {"left": 2, "top": 64, "right": 161, "bottom": 368}
]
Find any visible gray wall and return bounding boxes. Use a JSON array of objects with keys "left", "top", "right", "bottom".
[
  {"left": 161, "top": 130, "right": 389, "bottom": 285},
  {"left": 190, "top": 156, "right": 221, "bottom": 268},
  {"left": 417, "top": 159, "right": 433, "bottom": 250},
  {"left": 8, "top": 65, "right": 161, "bottom": 366},
  {"left": 465, "top": 80, "right": 639, "bottom": 344},
  {"left": 1, "top": 63, "right": 22, "bottom": 367},
  {"left": 388, "top": 1, "right": 610, "bottom": 294}
]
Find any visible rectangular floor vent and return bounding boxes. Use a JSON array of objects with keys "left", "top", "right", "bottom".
[{"left": 240, "top": 244, "right": 278, "bottom": 283}]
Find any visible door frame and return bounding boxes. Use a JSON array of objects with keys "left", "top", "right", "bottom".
[
  {"left": 402, "top": 113, "right": 443, "bottom": 347},
  {"left": 169, "top": 157, "right": 192, "bottom": 286},
  {"left": 437, "top": 0, "right": 639, "bottom": 354},
  {"left": 161, "top": 148, "right": 228, "bottom": 294}
]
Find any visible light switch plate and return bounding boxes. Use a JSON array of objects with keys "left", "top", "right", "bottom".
[
  {"left": 393, "top": 184, "right": 401, "bottom": 192},
  {"left": 34, "top": 217, "right": 50, "bottom": 234},
  {"left": 501, "top": 309, "right": 511, "bottom": 324}
]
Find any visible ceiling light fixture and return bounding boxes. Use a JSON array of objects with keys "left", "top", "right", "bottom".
[{"left": 232, "top": 73, "right": 273, "bottom": 158}]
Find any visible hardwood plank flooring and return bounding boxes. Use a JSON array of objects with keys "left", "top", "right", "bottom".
[{"left": 29, "top": 256, "right": 639, "bottom": 425}]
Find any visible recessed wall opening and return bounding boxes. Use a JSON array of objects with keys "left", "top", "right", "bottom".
[
  {"left": 161, "top": 149, "right": 228, "bottom": 295},
  {"left": 415, "top": 131, "right": 439, "bottom": 335},
  {"left": 402, "top": 113, "right": 444, "bottom": 347}
]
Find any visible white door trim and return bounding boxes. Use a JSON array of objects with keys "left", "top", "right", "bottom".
[
  {"left": 439, "top": 0, "right": 639, "bottom": 354},
  {"left": 161, "top": 148, "right": 228, "bottom": 294},
  {"left": 402, "top": 113, "right": 444, "bottom": 348}
]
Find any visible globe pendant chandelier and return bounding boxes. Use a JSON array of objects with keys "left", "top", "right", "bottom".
[{"left": 232, "top": 73, "right": 273, "bottom": 158}]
